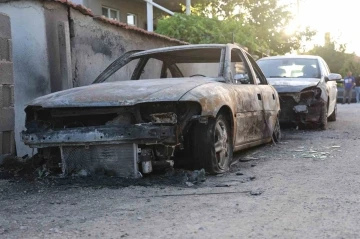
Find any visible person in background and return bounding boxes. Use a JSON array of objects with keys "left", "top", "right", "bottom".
[
  {"left": 355, "top": 74, "right": 360, "bottom": 103},
  {"left": 343, "top": 71, "right": 356, "bottom": 104}
]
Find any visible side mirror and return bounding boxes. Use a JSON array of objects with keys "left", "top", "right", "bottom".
[
  {"left": 327, "top": 73, "right": 342, "bottom": 82},
  {"left": 234, "top": 73, "right": 250, "bottom": 84}
]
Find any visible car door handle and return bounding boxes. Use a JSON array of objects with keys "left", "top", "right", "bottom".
[{"left": 257, "top": 93, "right": 262, "bottom": 100}]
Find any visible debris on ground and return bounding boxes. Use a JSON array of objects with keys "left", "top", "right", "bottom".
[
  {"left": 185, "top": 182, "right": 194, "bottom": 187},
  {"left": 239, "top": 156, "right": 259, "bottom": 162},
  {"left": 75, "top": 169, "right": 89, "bottom": 177},
  {"left": 250, "top": 190, "right": 264, "bottom": 196},
  {"left": 249, "top": 176, "right": 256, "bottom": 181},
  {"left": 289, "top": 145, "right": 342, "bottom": 160},
  {"left": 186, "top": 169, "right": 206, "bottom": 184},
  {"left": 215, "top": 183, "right": 231, "bottom": 187}
]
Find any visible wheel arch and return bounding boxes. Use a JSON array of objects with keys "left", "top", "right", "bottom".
[{"left": 217, "top": 105, "right": 235, "bottom": 144}]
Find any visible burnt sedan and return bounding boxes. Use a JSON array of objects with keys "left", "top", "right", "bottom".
[
  {"left": 21, "top": 44, "right": 280, "bottom": 177},
  {"left": 257, "top": 55, "right": 341, "bottom": 129}
]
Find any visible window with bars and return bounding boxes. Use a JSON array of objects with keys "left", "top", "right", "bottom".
[{"left": 102, "top": 6, "right": 120, "bottom": 21}]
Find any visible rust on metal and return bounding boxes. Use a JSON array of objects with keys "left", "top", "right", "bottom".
[
  {"left": 150, "top": 112, "right": 177, "bottom": 124},
  {"left": 21, "top": 44, "right": 280, "bottom": 176}
]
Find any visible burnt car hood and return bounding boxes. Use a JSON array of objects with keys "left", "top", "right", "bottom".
[
  {"left": 268, "top": 78, "right": 320, "bottom": 93},
  {"left": 27, "top": 78, "right": 217, "bottom": 108}
]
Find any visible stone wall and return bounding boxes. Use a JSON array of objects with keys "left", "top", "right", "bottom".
[
  {"left": 0, "top": 13, "right": 15, "bottom": 161},
  {"left": 69, "top": 8, "right": 181, "bottom": 87}
]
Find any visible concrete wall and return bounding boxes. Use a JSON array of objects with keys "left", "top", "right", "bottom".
[
  {"left": 0, "top": 13, "right": 15, "bottom": 161},
  {"left": 43, "top": 2, "right": 71, "bottom": 92},
  {"left": 70, "top": 8, "right": 179, "bottom": 86},
  {"left": 0, "top": 2, "right": 52, "bottom": 157},
  {"left": 0, "top": 0, "right": 182, "bottom": 157}
]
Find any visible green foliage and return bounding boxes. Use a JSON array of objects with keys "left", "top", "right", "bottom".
[
  {"left": 156, "top": 14, "right": 262, "bottom": 50},
  {"left": 156, "top": 0, "right": 316, "bottom": 55}
]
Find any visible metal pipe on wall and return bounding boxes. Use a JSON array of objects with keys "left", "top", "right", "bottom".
[
  {"left": 186, "top": 0, "right": 191, "bottom": 15},
  {"left": 146, "top": 0, "right": 154, "bottom": 32},
  {"left": 144, "top": 0, "right": 175, "bottom": 32}
]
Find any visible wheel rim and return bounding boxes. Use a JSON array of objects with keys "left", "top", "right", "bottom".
[{"left": 214, "top": 120, "right": 229, "bottom": 169}]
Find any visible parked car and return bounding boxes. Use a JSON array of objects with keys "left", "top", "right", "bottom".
[
  {"left": 257, "top": 55, "right": 341, "bottom": 129},
  {"left": 21, "top": 44, "right": 280, "bottom": 176}
]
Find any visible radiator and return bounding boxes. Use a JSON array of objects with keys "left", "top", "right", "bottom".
[{"left": 60, "top": 144, "right": 140, "bottom": 178}]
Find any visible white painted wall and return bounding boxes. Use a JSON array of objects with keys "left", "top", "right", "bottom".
[{"left": 0, "top": 1, "right": 51, "bottom": 156}]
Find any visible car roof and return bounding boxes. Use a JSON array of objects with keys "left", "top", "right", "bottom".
[
  {"left": 132, "top": 44, "right": 234, "bottom": 58},
  {"left": 258, "top": 55, "right": 322, "bottom": 61}
]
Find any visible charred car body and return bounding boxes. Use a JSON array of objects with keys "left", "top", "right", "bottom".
[
  {"left": 257, "top": 55, "right": 341, "bottom": 129},
  {"left": 21, "top": 44, "right": 280, "bottom": 177}
]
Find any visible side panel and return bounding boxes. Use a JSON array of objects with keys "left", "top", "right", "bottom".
[
  {"left": 179, "top": 83, "right": 238, "bottom": 144},
  {"left": 258, "top": 85, "right": 279, "bottom": 138},
  {"left": 179, "top": 83, "right": 236, "bottom": 118},
  {"left": 319, "top": 58, "right": 337, "bottom": 116},
  {"left": 327, "top": 80, "right": 337, "bottom": 116}
]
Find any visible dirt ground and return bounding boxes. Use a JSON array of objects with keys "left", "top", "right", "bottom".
[{"left": 1, "top": 104, "right": 360, "bottom": 239}]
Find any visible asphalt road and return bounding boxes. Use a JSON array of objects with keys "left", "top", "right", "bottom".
[{"left": 1, "top": 103, "right": 360, "bottom": 239}]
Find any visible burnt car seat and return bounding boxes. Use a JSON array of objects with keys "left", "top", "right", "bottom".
[{"left": 302, "top": 65, "right": 318, "bottom": 78}]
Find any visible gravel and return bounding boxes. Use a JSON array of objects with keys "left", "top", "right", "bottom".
[{"left": 1, "top": 104, "right": 360, "bottom": 239}]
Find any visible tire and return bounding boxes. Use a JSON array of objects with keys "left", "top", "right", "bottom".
[
  {"left": 272, "top": 116, "right": 281, "bottom": 142},
  {"left": 191, "top": 113, "right": 233, "bottom": 174},
  {"left": 319, "top": 103, "right": 328, "bottom": 130},
  {"left": 328, "top": 104, "right": 337, "bottom": 122}
]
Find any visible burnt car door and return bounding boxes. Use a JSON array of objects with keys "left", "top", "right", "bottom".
[
  {"left": 246, "top": 54, "right": 279, "bottom": 139},
  {"left": 228, "top": 47, "right": 265, "bottom": 146}
]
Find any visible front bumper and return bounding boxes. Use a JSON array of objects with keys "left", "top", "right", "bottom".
[
  {"left": 279, "top": 95, "right": 325, "bottom": 124},
  {"left": 21, "top": 124, "right": 177, "bottom": 148}
]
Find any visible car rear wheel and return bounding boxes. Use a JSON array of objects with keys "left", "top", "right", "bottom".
[
  {"left": 328, "top": 104, "right": 337, "bottom": 122},
  {"left": 191, "top": 113, "right": 233, "bottom": 174}
]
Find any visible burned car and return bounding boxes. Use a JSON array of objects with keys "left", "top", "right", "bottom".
[
  {"left": 21, "top": 44, "right": 280, "bottom": 177},
  {"left": 257, "top": 55, "right": 341, "bottom": 129}
]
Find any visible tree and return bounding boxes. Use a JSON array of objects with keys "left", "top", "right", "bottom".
[
  {"left": 156, "top": 0, "right": 316, "bottom": 55},
  {"left": 155, "top": 14, "right": 262, "bottom": 51},
  {"left": 307, "top": 40, "right": 360, "bottom": 76}
]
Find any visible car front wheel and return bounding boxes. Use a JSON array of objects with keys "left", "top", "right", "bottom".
[
  {"left": 319, "top": 103, "right": 328, "bottom": 130},
  {"left": 328, "top": 104, "right": 337, "bottom": 122},
  {"left": 191, "top": 113, "right": 233, "bottom": 174}
]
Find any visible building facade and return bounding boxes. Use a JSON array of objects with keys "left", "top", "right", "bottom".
[{"left": 71, "top": 0, "right": 189, "bottom": 30}]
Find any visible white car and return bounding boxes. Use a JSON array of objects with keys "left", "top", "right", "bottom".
[{"left": 257, "top": 55, "right": 341, "bottom": 129}]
